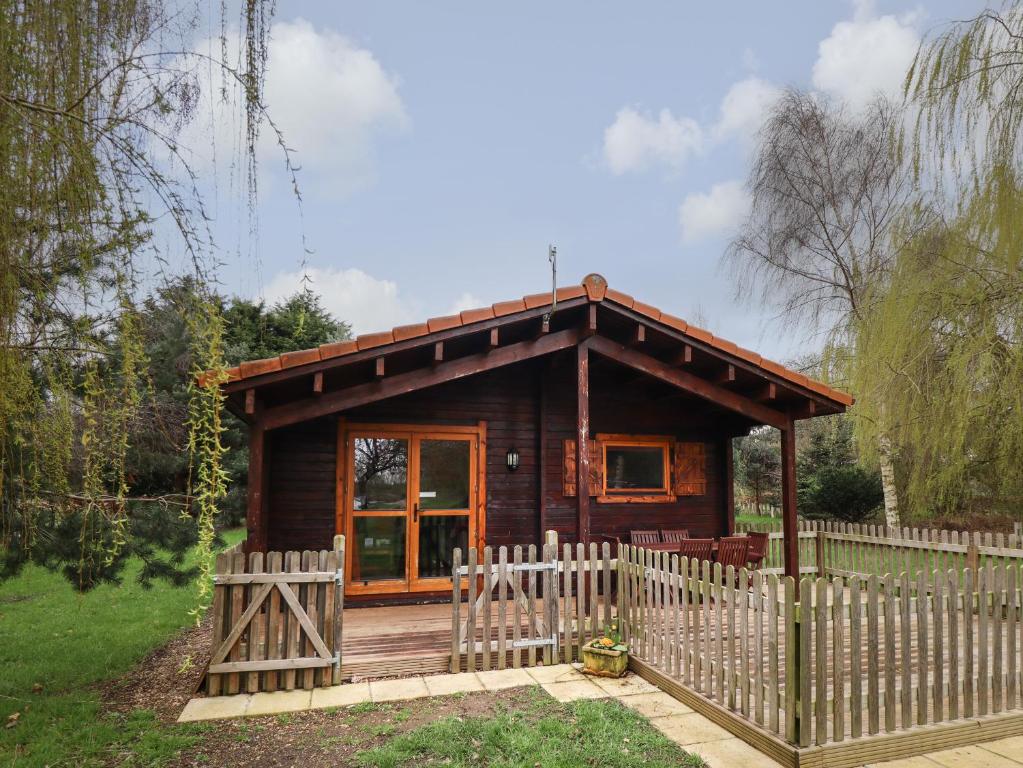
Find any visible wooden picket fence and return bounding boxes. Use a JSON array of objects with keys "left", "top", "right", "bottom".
[
  {"left": 621, "top": 544, "right": 1023, "bottom": 764},
  {"left": 205, "top": 536, "right": 345, "bottom": 695},
  {"left": 451, "top": 532, "right": 616, "bottom": 672},
  {"left": 737, "top": 519, "right": 1023, "bottom": 578}
]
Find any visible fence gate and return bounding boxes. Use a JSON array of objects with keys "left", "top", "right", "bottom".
[
  {"left": 451, "top": 539, "right": 560, "bottom": 672},
  {"left": 205, "top": 537, "right": 345, "bottom": 695}
]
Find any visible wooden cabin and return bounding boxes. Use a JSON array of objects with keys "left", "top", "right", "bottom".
[{"left": 218, "top": 273, "right": 851, "bottom": 602}]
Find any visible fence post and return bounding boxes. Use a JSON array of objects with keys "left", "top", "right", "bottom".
[
  {"left": 332, "top": 534, "right": 345, "bottom": 685},
  {"left": 815, "top": 530, "right": 826, "bottom": 578},
  {"left": 545, "top": 530, "right": 559, "bottom": 663},
  {"left": 966, "top": 540, "right": 980, "bottom": 574}
]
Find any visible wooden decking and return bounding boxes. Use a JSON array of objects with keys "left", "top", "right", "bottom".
[{"left": 341, "top": 603, "right": 454, "bottom": 680}]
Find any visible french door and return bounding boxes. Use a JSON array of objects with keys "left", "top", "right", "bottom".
[{"left": 341, "top": 423, "right": 484, "bottom": 595}]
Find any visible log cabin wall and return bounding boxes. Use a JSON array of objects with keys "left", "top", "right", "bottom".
[{"left": 263, "top": 350, "right": 733, "bottom": 554}]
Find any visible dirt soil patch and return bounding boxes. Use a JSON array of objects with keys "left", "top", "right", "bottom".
[{"left": 100, "top": 623, "right": 549, "bottom": 767}]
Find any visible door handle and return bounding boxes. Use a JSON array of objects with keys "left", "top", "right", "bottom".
[{"left": 413, "top": 502, "right": 419, "bottom": 523}]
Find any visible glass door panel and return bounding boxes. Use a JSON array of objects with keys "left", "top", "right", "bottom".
[
  {"left": 413, "top": 437, "right": 474, "bottom": 587},
  {"left": 349, "top": 435, "right": 410, "bottom": 592},
  {"left": 352, "top": 516, "right": 407, "bottom": 582}
]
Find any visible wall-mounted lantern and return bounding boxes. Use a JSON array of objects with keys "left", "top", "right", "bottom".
[{"left": 506, "top": 447, "right": 520, "bottom": 472}]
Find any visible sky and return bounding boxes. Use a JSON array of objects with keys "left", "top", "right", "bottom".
[{"left": 189, "top": 0, "right": 983, "bottom": 362}]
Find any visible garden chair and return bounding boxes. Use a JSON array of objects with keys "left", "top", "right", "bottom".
[
  {"left": 745, "top": 531, "right": 769, "bottom": 569},
  {"left": 630, "top": 530, "right": 661, "bottom": 546},
  {"left": 677, "top": 538, "right": 714, "bottom": 566},
  {"left": 660, "top": 529, "right": 689, "bottom": 543},
  {"left": 715, "top": 536, "right": 750, "bottom": 573}
]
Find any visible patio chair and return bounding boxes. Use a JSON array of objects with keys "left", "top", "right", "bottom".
[
  {"left": 660, "top": 529, "right": 690, "bottom": 543},
  {"left": 716, "top": 536, "right": 750, "bottom": 572},
  {"left": 630, "top": 530, "right": 661, "bottom": 546},
  {"left": 677, "top": 538, "right": 714, "bottom": 566},
  {"left": 745, "top": 531, "right": 769, "bottom": 569}
]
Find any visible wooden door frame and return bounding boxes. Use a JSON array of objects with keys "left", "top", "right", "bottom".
[{"left": 336, "top": 419, "right": 487, "bottom": 596}]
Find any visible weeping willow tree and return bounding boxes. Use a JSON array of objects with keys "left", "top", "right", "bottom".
[
  {"left": 852, "top": 171, "right": 1023, "bottom": 518},
  {"left": 841, "top": 4, "right": 1023, "bottom": 521},
  {"left": 0, "top": 0, "right": 283, "bottom": 591}
]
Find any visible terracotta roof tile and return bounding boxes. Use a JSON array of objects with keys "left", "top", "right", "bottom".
[
  {"left": 459, "top": 306, "right": 496, "bottom": 324},
  {"left": 393, "top": 323, "right": 430, "bottom": 342},
  {"left": 320, "top": 340, "right": 358, "bottom": 359},
  {"left": 214, "top": 273, "right": 853, "bottom": 408},
  {"left": 660, "top": 313, "right": 688, "bottom": 333},
  {"left": 604, "top": 288, "right": 635, "bottom": 308},
  {"left": 492, "top": 299, "right": 526, "bottom": 317},
  {"left": 280, "top": 348, "right": 321, "bottom": 369},
  {"left": 556, "top": 285, "right": 587, "bottom": 301},
  {"left": 684, "top": 324, "right": 714, "bottom": 344},
  {"left": 356, "top": 331, "right": 394, "bottom": 351},
  {"left": 427, "top": 314, "right": 461, "bottom": 333},
  {"left": 631, "top": 300, "right": 661, "bottom": 321},
  {"left": 239, "top": 357, "right": 282, "bottom": 378}
]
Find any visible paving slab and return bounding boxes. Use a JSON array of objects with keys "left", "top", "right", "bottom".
[
  {"left": 979, "top": 737, "right": 1023, "bottom": 764},
  {"left": 651, "top": 712, "right": 733, "bottom": 746},
  {"left": 310, "top": 682, "right": 371, "bottom": 709},
  {"left": 866, "top": 756, "right": 942, "bottom": 768},
  {"left": 245, "top": 689, "right": 313, "bottom": 717},
  {"left": 423, "top": 672, "right": 483, "bottom": 696},
  {"left": 619, "top": 691, "right": 693, "bottom": 718},
  {"left": 525, "top": 664, "right": 586, "bottom": 684},
  {"left": 927, "top": 745, "right": 1023, "bottom": 768},
  {"left": 541, "top": 678, "right": 609, "bottom": 702},
  {"left": 688, "top": 736, "right": 785, "bottom": 768},
  {"left": 591, "top": 673, "right": 658, "bottom": 697},
  {"left": 477, "top": 667, "right": 535, "bottom": 690},
  {"left": 177, "top": 694, "right": 251, "bottom": 722},
  {"left": 369, "top": 677, "right": 430, "bottom": 702}
]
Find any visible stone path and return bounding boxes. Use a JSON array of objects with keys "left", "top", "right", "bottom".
[
  {"left": 868, "top": 737, "right": 1023, "bottom": 768},
  {"left": 178, "top": 664, "right": 781, "bottom": 766}
]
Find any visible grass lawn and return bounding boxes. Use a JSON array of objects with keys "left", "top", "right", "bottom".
[
  {"left": 355, "top": 689, "right": 705, "bottom": 768},
  {"left": 0, "top": 529, "right": 244, "bottom": 767}
]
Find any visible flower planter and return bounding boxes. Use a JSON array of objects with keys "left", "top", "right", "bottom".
[{"left": 581, "top": 643, "right": 629, "bottom": 678}]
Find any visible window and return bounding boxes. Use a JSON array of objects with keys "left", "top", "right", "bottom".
[{"left": 600, "top": 436, "right": 672, "bottom": 500}]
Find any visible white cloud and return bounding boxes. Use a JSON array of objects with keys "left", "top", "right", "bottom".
[
  {"left": 679, "top": 180, "right": 750, "bottom": 243},
  {"left": 262, "top": 267, "right": 416, "bottom": 335},
  {"left": 811, "top": 0, "right": 921, "bottom": 110},
  {"left": 185, "top": 19, "right": 407, "bottom": 196},
  {"left": 715, "top": 77, "right": 780, "bottom": 143},
  {"left": 602, "top": 107, "right": 704, "bottom": 174},
  {"left": 447, "top": 292, "right": 484, "bottom": 314}
]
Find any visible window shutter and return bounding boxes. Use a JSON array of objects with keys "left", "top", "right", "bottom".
[
  {"left": 562, "top": 438, "right": 603, "bottom": 497},
  {"left": 674, "top": 442, "right": 707, "bottom": 496},
  {"left": 563, "top": 439, "right": 577, "bottom": 497}
]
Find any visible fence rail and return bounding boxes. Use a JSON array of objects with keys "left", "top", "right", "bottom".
[
  {"left": 205, "top": 536, "right": 345, "bottom": 695},
  {"left": 620, "top": 543, "right": 1023, "bottom": 754}
]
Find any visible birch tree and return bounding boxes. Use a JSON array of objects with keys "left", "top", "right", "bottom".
[{"left": 727, "top": 89, "right": 931, "bottom": 528}]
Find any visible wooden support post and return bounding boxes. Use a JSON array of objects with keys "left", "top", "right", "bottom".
[
  {"left": 577, "top": 342, "right": 591, "bottom": 544},
  {"left": 723, "top": 438, "right": 735, "bottom": 535},
  {"left": 246, "top": 422, "right": 267, "bottom": 552},
  {"left": 434, "top": 342, "right": 444, "bottom": 362},
  {"left": 312, "top": 371, "right": 323, "bottom": 394},
  {"left": 538, "top": 363, "right": 549, "bottom": 540},
  {"left": 780, "top": 419, "right": 799, "bottom": 579}
]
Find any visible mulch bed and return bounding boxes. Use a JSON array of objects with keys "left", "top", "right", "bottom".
[{"left": 99, "top": 620, "right": 539, "bottom": 767}]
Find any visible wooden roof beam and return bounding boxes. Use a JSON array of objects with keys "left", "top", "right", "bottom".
[
  {"left": 260, "top": 327, "right": 583, "bottom": 431},
  {"left": 671, "top": 344, "right": 693, "bottom": 365},
  {"left": 489, "top": 328, "right": 499, "bottom": 349},
  {"left": 753, "top": 382, "right": 776, "bottom": 402},
  {"left": 312, "top": 372, "right": 323, "bottom": 394},
  {"left": 375, "top": 357, "right": 386, "bottom": 378},
  {"left": 632, "top": 323, "right": 646, "bottom": 346},
  {"left": 434, "top": 342, "right": 444, "bottom": 363},
  {"left": 587, "top": 336, "right": 788, "bottom": 430},
  {"left": 714, "top": 364, "right": 736, "bottom": 385}
]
